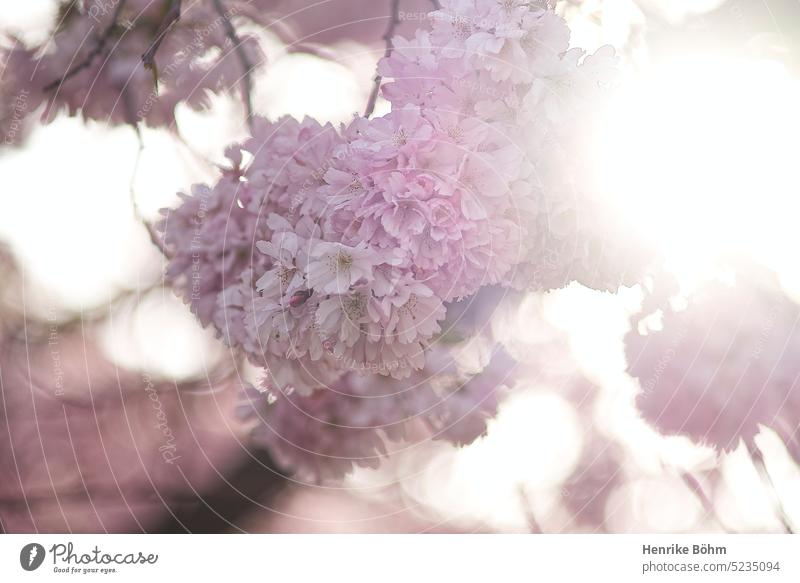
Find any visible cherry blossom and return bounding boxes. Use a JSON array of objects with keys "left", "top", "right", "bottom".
[
  {"left": 159, "top": 0, "right": 651, "bottom": 480},
  {"left": 1, "top": 0, "right": 267, "bottom": 132},
  {"left": 626, "top": 269, "right": 800, "bottom": 464}
]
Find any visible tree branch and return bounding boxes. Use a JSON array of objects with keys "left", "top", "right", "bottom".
[
  {"left": 127, "top": 132, "right": 170, "bottom": 257},
  {"left": 680, "top": 472, "right": 733, "bottom": 533},
  {"left": 749, "top": 444, "right": 796, "bottom": 534},
  {"left": 364, "top": 0, "right": 401, "bottom": 118},
  {"left": 518, "top": 484, "right": 543, "bottom": 534},
  {"left": 44, "top": 0, "right": 128, "bottom": 92},
  {"left": 142, "top": 0, "right": 182, "bottom": 79},
  {"left": 211, "top": 0, "right": 255, "bottom": 132}
]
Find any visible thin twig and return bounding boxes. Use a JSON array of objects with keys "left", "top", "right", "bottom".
[
  {"left": 364, "top": 0, "right": 401, "bottom": 118},
  {"left": 128, "top": 130, "right": 170, "bottom": 257},
  {"left": 142, "top": 0, "right": 182, "bottom": 80},
  {"left": 211, "top": 0, "right": 255, "bottom": 132},
  {"left": 680, "top": 472, "right": 732, "bottom": 533},
  {"left": 749, "top": 445, "right": 796, "bottom": 534},
  {"left": 44, "top": 0, "right": 128, "bottom": 92},
  {"left": 517, "top": 484, "right": 543, "bottom": 534}
]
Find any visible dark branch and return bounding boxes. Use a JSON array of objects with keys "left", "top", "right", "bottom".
[
  {"left": 44, "top": 0, "right": 128, "bottom": 92},
  {"left": 141, "top": 0, "right": 182, "bottom": 78},
  {"left": 430, "top": 0, "right": 442, "bottom": 9},
  {"left": 211, "top": 0, "right": 255, "bottom": 132},
  {"left": 364, "top": 0, "right": 401, "bottom": 118}
]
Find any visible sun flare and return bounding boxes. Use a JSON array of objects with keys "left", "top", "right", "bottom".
[{"left": 595, "top": 56, "right": 800, "bottom": 287}]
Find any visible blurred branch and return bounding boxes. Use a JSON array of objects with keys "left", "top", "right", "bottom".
[
  {"left": 680, "top": 472, "right": 733, "bottom": 533},
  {"left": 430, "top": 0, "right": 442, "bottom": 9},
  {"left": 142, "top": 0, "right": 182, "bottom": 79},
  {"left": 517, "top": 484, "right": 543, "bottom": 534},
  {"left": 364, "top": 0, "right": 400, "bottom": 118},
  {"left": 44, "top": 0, "right": 128, "bottom": 92},
  {"left": 211, "top": 0, "right": 255, "bottom": 132},
  {"left": 20, "top": 282, "right": 161, "bottom": 341},
  {"left": 749, "top": 444, "right": 796, "bottom": 534}
]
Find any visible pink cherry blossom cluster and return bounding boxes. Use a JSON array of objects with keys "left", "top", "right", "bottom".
[
  {"left": 626, "top": 269, "right": 800, "bottom": 465},
  {"left": 379, "top": 0, "right": 651, "bottom": 292},
  {"left": 159, "top": 1, "right": 650, "bottom": 479},
  {"left": 1, "top": 0, "right": 266, "bottom": 134}
]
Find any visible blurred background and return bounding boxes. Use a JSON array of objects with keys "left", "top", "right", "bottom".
[{"left": 1, "top": 0, "right": 799, "bottom": 533}]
